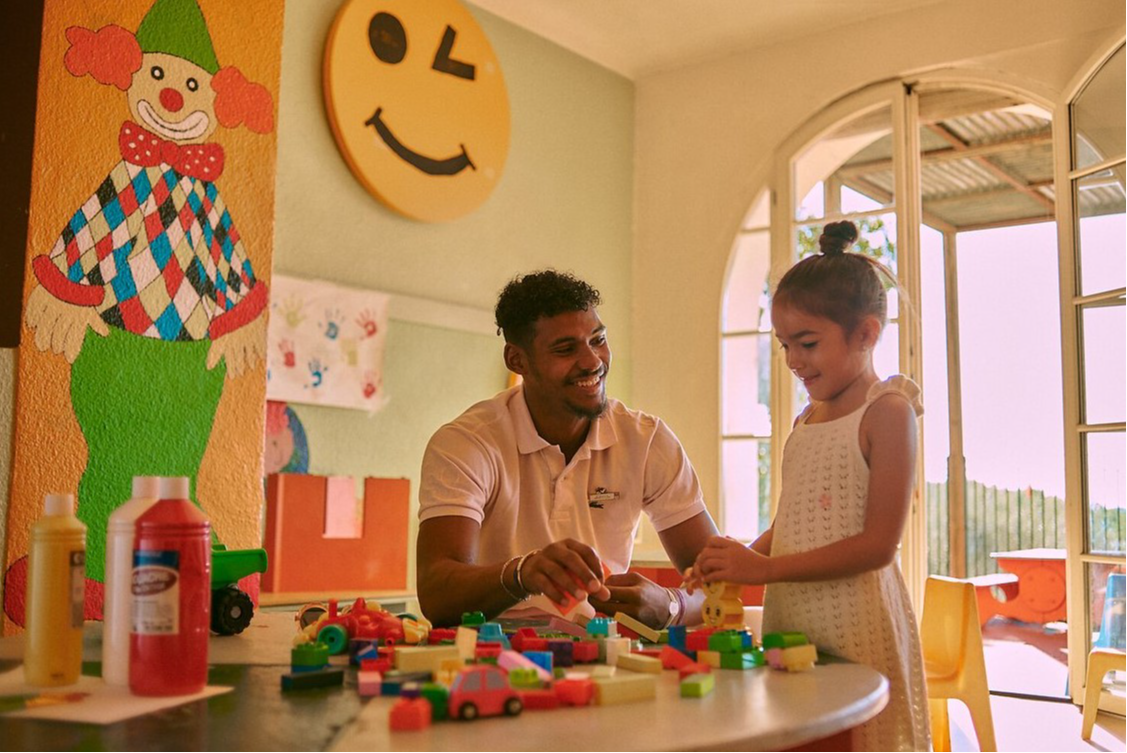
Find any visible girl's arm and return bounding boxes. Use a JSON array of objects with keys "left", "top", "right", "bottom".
[
  {"left": 694, "top": 395, "right": 917, "bottom": 585},
  {"left": 750, "top": 526, "right": 773, "bottom": 555}
]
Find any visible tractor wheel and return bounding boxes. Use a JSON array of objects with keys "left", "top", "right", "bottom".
[
  {"left": 317, "top": 624, "right": 350, "bottom": 655},
  {"left": 211, "top": 586, "right": 255, "bottom": 635}
]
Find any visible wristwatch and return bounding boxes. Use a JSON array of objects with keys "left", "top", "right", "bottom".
[{"left": 664, "top": 587, "right": 681, "bottom": 629}]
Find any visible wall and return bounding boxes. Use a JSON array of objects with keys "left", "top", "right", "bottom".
[
  {"left": 269, "top": 2, "right": 635, "bottom": 585},
  {"left": 631, "top": 0, "right": 1124, "bottom": 530}
]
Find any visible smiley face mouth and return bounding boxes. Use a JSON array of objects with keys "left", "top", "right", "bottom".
[
  {"left": 365, "top": 107, "right": 476, "bottom": 176},
  {"left": 137, "top": 100, "right": 211, "bottom": 141}
]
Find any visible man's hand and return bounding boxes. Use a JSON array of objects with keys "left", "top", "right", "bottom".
[
  {"left": 589, "top": 571, "right": 672, "bottom": 629},
  {"left": 520, "top": 539, "right": 610, "bottom": 607},
  {"left": 691, "top": 535, "right": 771, "bottom": 585}
]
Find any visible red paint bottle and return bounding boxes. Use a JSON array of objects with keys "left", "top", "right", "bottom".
[{"left": 129, "top": 476, "right": 211, "bottom": 696}]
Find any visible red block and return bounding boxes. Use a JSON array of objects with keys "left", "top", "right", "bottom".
[
  {"left": 522, "top": 637, "right": 548, "bottom": 652},
  {"left": 389, "top": 698, "right": 431, "bottom": 731},
  {"left": 617, "top": 624, "right": 640, "bottom": 640},
  {"left": 686, "top": 628, "right": 717, "bottom": 652},
  {"left": 475, "top": 642, "right": 503, "bottom": 660},
  {"left": 428, "top": 628, "right": 457, "bottom": 644},
  {"left": 678, "top": 661, "right": 712, "bottom": 679},
  {"left": 636, "top": 648, "right": 663, "bottom": 659},
  {"left": 554, "top": 677, "right": 595, "bottom": 707},
  {"left": 572, "top": 641, "right": 600, "bottom": 663},
  {"left": 510, "top": 628, "right": 539, "bottom": 653},
  {"left": 660, "top": 646, "right": 693, "bottom": 670},
  {"left": 520, "top": 689, "right": 562, "bottom": 711}
]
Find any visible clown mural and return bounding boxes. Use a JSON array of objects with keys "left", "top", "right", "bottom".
[{"left": 4, "top": 0, "right": 279, "bottom": 625}]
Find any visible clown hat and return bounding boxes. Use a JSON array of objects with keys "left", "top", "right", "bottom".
[{"left": 135, "top": 0, "right": 220, "bottom": 74}]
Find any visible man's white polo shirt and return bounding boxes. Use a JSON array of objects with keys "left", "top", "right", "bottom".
[{"left": 418, "top": 386, "right": 707, "bottom": 577}]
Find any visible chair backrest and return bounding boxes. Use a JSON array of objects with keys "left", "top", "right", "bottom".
[{"left": 921, "top": 576, "right": 983, "bottom": 681}]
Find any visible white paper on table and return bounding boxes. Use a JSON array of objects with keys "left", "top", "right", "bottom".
[{"left": 0, "top": 667, "right": 230, "bottom": 724}]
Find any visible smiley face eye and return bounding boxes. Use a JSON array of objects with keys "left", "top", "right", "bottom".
[
  {"left": 186, "top": 77, "right": 199, "bottom": 92},
  {"left": 150, "top": 66, "right": 164, "bottom": 80},
  {"left": 368, "top": 12, "right": 406, "bottom": 64},
  {"left": 432, "top": 25, "right": 475, "bottom": 80}
]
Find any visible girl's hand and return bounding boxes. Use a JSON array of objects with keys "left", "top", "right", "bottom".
[{"left": 693, "top": 536, "right": 772, "bottom": 585}]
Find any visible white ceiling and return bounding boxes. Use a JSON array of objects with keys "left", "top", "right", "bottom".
[{"left": 468, "top": 0, "right": 947, "bottom": 80}]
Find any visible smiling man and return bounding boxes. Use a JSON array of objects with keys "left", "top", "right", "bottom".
[{"left": 416, "top": 270, "right": 718, "bottom": 629}]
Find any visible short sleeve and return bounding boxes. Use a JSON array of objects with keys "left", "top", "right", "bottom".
[
  {"left": 417, "top": 424, "right": 496, "bottom": 525},
  {"left": 642, "top": 419, "right": 708, "bottom": 531}
]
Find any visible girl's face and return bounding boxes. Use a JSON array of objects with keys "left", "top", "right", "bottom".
[{"left": 772, "top": 303, "right": 878, "bottom": 404}]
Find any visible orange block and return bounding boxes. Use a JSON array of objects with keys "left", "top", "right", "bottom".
[{"left": 262, "top": 474, "right": 409, "bottom": 593}]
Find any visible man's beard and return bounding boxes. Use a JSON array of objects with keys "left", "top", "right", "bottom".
[{"left": 568, "top": 396, "right": 608, "bottom": 420}]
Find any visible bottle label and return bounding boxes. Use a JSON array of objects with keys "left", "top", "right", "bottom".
[
  {"left": 70, "top": 551, "right": 85, "bottom": 629},
  {"left": 132, "top": 551, "right": 180, "bottom": 635}
]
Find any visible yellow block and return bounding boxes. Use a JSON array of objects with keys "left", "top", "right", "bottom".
[
  {"left": 394, "top": 645, "right": 460, "bottom": 674},
  {"left": 614, "top": 611, "right": 660, "bottom": 643},
  {"left": 697, "top": 650, "right": 722, "bottom": 668},
  {"left": 616, "top": 652, "right": 662, "bottom": 674},
  {"left": 780, "top": 644, "right": 817, "bottom": 672},
  {"left": 593, "top": 673, "right": 657, "bottom": 705}
]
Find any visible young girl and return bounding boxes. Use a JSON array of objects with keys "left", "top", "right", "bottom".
[{"left": 691, "top": 221, "right": 930, "bottom": 751}]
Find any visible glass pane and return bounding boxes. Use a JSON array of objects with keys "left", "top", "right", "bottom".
[
  {"left": 1082, "top": 303, "right": 1126, "bottom": 425},
  {"left": 1090, "top": 562, "right": 1126, "bottom": 652},
  {"left": 723, "top": 231, "right": 771, "bottom": 333},
  {"left": 795, "top": 104, "right": 894, "bottom": 220},
  {"left": 721, "top": 439, "right": 771, "bottom": 540},
  {"left": 1073, "top": 45, "right": 1126, "bottom": 171},
  {"left": 721, "top": 334, "right": 771, "bottom": 436},
  {"left": 795, "top": 214, "right": 897, "bottom": 274},
  {"left": 1076, "top": 169, "right": 1126, "bottom": 295},
  {"left": 1085, "top": 432, "right": 1126, "bottom": 555},
  {"left": 875, "top": 322, "right": 900, "bottom": 381},
  {"left": 957, "top": 224, "right": 1065, "bottom": 504}
]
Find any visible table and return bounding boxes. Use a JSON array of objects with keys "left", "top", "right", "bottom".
[
  {"left": 980, "top": 548, "right": 1067, "bottom": 625},
  {"left": 0, "top": 613, "right": 889, "bottom": 751}
]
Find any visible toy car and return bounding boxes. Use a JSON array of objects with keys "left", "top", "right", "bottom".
[{"left": 447, "top": 665, "right": 523, "bottom": 720}]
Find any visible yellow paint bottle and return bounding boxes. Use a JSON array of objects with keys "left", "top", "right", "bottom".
[{"left": 25, "top": 493, "right": 86, "bottom": 686}]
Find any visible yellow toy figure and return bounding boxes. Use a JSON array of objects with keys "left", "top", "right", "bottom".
[{"left": 700, "top": 580, "right": 745, "bottom": 629}]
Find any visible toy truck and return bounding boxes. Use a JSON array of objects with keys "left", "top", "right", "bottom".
[{"left": 211, "top": 545, "right": 269, "bottom": 635}]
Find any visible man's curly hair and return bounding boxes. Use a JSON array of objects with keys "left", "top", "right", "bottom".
[{"left": 495, "top": 270, "right": 602, "bottom": 348}]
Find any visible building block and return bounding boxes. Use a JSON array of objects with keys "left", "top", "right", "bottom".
[
  {"left": 291, "top": 642, "right": 330, "bottom": 672},
  {"left": 686, "top": 628, "right": 717, "bottom": 653},
  {"left": 380, "top": 670, "right": 433, "bottom": 695},
  {"left": 668, "top": 625, "right": 687, "bottom": 652},
  {"left": 520, "top": 688, "right": 561, "bottom": 710},
  {"left": 389, "top": 697, "right": 432, "bottom": 731},
  {"left": 720, "top": 650, "right": 765, "bottom": 670},
  {"left": 477, "top": 622, "right": 511, "bottom": 649},
  {"left": 614, "top": 612, "right": 661, "bottom": 643},
  {"left": 680, "top": 672, "right": 715, "bottom": 698},
  {"left": 586, "top": 617, "right": 616, "bottom": 637},
  {"left": 546, "top": 639, "right": 575, "bottom": 668},
  {"left": 523, "top": 651, "right": 553, "bottom": 674},
  {"left": 697, "top": 650, "right": 721, "bottom": 668},
  {"left": 507, "top": 668, "right": 542, "bottom": 689},
  {"left": 602, "top": 637, "right": 632, "bottom": 666},
  {"left": 521, "top": 637, "right": 549, "bottom": 652},
  {"left": 419, "top": 682, "right": 450, "bottom": 721},
  {"left": 554, "top": 676, "right": 595, "bottom": 706},
  {"left": 765, "top": 648, "right": 783, "bottom": 669},
  {"left": 475, "top": 642, "right": 503, "bottom": 662},
  {"left": 660, "top": 645, "right": 694, "bottom": 670},
  {"left": 589, "top": 664, "right": 616, "bottom": 678},
  {"left": 455, "top": 626, "right": 478, "bottom": 662},
  {"left": 357, "top": 671, "right": 382, "bottom": 697},
  {"left": 461, "top": 611, "right": 486, "bottom": 627},
  {"left": 572, "top": 641, "right": 600, "bottom": 663},
  {"left": 281, "top": 667, "right": 344, "bottom": 691},
  {"left": 427, "top": 628, "right": 457, "bottom": 644},
  {"left": 616, "top": 652, "right": 663, "bottom": 674},
  {"left": 498, "top": 650, "right": 553, "bottom": 683},
  {"left": 263, "top": 475, "right": 409, "bottom": 593},
  {"left": 779, "top": 643, "right": 817, "bottom": 672},
  {"left": 509, "top": 627, "right": 539, "bottom": 653},
  {"left": 762, "top": 631, "right": 809, "bottom": 649},
  {"left": 394, "top": 645, "right": 460, "bottom": 675},
  {"left": 592, "top": 673, "right": 658, "bottom": 705},
  {"left": 547, "top": 617, "right": 588, "bottom": 638},
  {"left": 677, "top": 661, "right": 712, "bottom": 679}
]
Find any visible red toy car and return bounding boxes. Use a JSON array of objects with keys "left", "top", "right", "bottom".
[
  {"left": 308, "top": 598, "right": 405, "bottom": 654},
  {"left": 447, "top": 665, "right": 523, "bottom": 720}
]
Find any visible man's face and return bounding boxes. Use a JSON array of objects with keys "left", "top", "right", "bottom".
[{"left": 519, "top": 308, "right": 611, "bottom": 420}]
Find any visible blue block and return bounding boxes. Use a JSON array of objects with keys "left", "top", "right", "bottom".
[
  {"left": 587, "top": 617, "right": 613, "bottom": 636},
  {"left": 668, "top": 625, "right": 687, "bottom": 652},
  {"left": 523, "top": 651, "right": 554, "bottom": 673},
  {"left": 477, "top": 622, "right": 512, "bottom": 649}
]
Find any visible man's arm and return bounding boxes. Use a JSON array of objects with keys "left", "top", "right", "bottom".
[
  {"left": 417, "top": 517, "right": 611, "bottom": 627},
  {"left": 590, "top": 510, "right": 718, "bottom": 628}
]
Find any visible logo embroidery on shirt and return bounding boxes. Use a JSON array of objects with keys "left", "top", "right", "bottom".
[{"left": 588, "top": 486, "right": 620, "bottom": 509}]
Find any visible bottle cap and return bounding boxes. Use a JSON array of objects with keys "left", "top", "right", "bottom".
[
  {"left": 132, "top": 476, "right": 161, "bottom": 499},
  {"left": 160, "top": 476, "right": 191, "bottom": 500},
  {"left": 44, "top": 493, "right": 74, "bottom": 516}
]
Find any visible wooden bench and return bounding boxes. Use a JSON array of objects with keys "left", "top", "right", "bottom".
[{"left": 968, "top": 573, "right": 1020, "bottom": 626}]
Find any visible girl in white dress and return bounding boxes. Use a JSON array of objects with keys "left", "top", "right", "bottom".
[{"left": 691, "top": 221, "right": 931, "bottom": 751}]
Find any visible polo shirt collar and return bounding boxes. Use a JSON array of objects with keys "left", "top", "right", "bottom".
[{"left": 511, "top": 387, "right": 619, "bottom": 457}]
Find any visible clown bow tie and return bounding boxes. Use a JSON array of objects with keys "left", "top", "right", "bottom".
[{"left": 118, "top": 122, "right": 225, "bottom": 181}]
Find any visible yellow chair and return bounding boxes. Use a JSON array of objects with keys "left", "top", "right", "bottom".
[
  {"left": 921, "top": 576, "right": 997, "bottom": 752},
  {"left": 1081, "top": 648, "right": 1126, "bottom": 740}
]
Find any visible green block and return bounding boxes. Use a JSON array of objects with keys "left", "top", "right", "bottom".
[
  {"left": 708, "top": 630, "right": 745, "bottom": 653},
  {"left": 720, "top": 649, "right": 765, "bottom": 670},
  {"left": 680, "top": 672, "right": 715, "bottom": 698},
  {"left": 419, "top": 683, "right": 449, "bottom": 721},
  {"left": 761, "top": 631, "right": 808, "bottom": 649},
  {"left": 509, "top": 668, "right": 541, "bottom": 688},
  {"left": 656, "top": 630, "right": 669, "bottom": 644},
  {"left": 461, "top": 611, "right": 486, "bottom": 627}
]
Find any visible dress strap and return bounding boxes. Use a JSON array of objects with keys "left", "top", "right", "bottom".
[{"left": 865, "top": 375, "right": 924, "bottom": 417}]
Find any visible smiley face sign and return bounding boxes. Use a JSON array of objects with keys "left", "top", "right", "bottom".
[{"left": 324, "top": 0, "right": 510, "bottom": 222}]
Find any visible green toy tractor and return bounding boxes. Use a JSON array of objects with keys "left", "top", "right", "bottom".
[{"left": 211, "top": 545, "right": 268, "bottom": 635}]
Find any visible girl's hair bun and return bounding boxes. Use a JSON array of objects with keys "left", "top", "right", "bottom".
[{"left": 819, "top": 220, "right": 859, "bottom": 256}]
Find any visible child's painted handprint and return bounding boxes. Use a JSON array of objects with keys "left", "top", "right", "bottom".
[
  {"left": 356, "top": 309, "right": 379, "bottom": 338},
  {"left": 278, "top": 339, "right": 296, "bottom": 368},
  {"left": 308, "top": 358, "right": 327, "bottom": 388},
  {"left": 362, "top": 370, "right": 381, "bottom": 399},
  {"left": 279, "top": 294, "right": 306, "bottom": 328},
  {"left": 341, "top": 337, "right": 359, "bottom": 367},
  {"left": 321, "top": 309, "right": 342, "bottom": 340}
]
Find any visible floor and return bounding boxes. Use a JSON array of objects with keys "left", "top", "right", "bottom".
[
  {"left": 982, "top": 618, "right": 1068, "bottom": 698},
  {"left": 947, "top": 694, "right": 1125, "bottom": 752}
]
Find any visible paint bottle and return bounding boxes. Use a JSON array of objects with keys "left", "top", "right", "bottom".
[
  {"left": 129, "top": 477, "right": 211, "bottom": 696},
  {"left": 102, "top": 476, "right": 161, "bottom": 687},
  {"left": 24, "top": 493, "right": 86, "bottom": 686}
]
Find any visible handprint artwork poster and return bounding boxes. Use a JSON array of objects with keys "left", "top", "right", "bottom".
[
  {"left": 4, "top": 0, "right": 283, "bottom": 630},
  {"left": 267, "top": 275, "right": 390, "bottom": 412}
]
